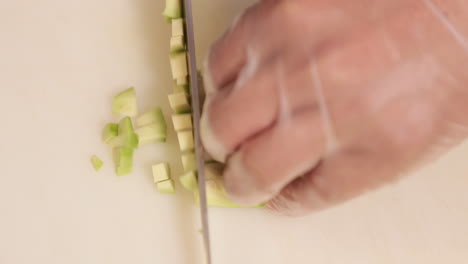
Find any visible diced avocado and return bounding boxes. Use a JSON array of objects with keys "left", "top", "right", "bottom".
[
  {"left": 110, "top": 117, "right": 139, "bottom": 148},
  {"left": 194, "top": 180, "right": 244, "bottom": 207},
  {"left": 135, "top": 124, "right": 166, "bottom": 145},
  {"left": 102, "top": 123, "right": 118, "bottom": 144},
  {"left": 152, "top": 162, "right": 171, "bottom": 183},
  {"left": 194, "top": 181, "right": 258, "bottom": 208},
  {"left": 173, "top": 79, "right": 190, "bottom": 94},
  {"left": 90, "top": 155, "right": 104, "bottom": 171},
  {"left": 180, "top": 171, "right": 198, "bottom": 191},
  {"left": 172, "top": 18, "right": 184, "bottom": 36},
  {"left": 176, "top": 76, "right": 188, "bottom": 86},
  {"left": 118, "top": 117, "right": 134, "bottom": 136},
  {"left": 135, "top": 108, "right": 166, "bottom": 128},
  {"left": 194, "top": 163, "right": 263, "bottom": 208},
  {"left": 113, "top": 147, "right": 134, "bottom": 176},
  {"left": 170, "top": 52, "right": 188, "bottom": 80},
  {"left": 181, "top": 152, "right": 197, "bottom": 172},
  {"left": 172, "top": 114, "right": 192, "bottom": 131},
  {"left": 163, "top": 0, "right": 182, "bottom": 19},
  {"left": 112, "top": 87, "right": 137, "bottom": 117},
  {"left": 109, "top": 133, "right": 139, "bottom": 149},
  {"left": 177, "top": 130, "right": 194, "bottom": 152},
  {"left": 170, "top": 36, "right": 185, "bottom": 53},
  {"left": 174, "top": 84, "right": 190, "bottom": 94},
  {"left": 168, "top": 92, "right": 191, "bottom": 113},
  {"left": 157, "top": 179, "right": 176, "bottom": 194}
]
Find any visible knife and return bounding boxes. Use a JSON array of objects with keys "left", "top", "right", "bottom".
[{"left": 183, "top": 1, "right": 213, "bottom": 263}]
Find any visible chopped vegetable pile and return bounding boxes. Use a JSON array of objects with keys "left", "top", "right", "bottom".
[{"left": 89, "top": 0, "right": 260, "bottom": 208}]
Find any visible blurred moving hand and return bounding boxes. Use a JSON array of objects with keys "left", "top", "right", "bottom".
[{"left": 200, "top": 0, "right": 468, "bottom": 216}]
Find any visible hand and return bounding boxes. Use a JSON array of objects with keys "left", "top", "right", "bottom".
[{"left": 200, "top": 0, "right": 468, "bottom": 216}]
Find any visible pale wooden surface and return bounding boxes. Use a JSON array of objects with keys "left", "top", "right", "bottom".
[{"left": 0, "top": 1, "right": 467, "bottom": 263}]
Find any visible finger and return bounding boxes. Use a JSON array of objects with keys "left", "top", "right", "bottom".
[
  {"left": 201, "top": 64, "right": 277, "bottom": 163},
  {"left": 201, "top": 58, "right": 318, "bottom": 162},
  {"left": 222, "top": 108, "right": 327, "bottom": 206},
  {"left": 204, "top": 0, "right": 408, "bottom": 94},
  {"left": 204, "top": 0, "right": 324, "bottom": 94},
  {"left": 266, "top": 148, "right": 400, "bottom": 216},
  {"left": 203, "top": 1, "right": 270, "bottom": 94}
]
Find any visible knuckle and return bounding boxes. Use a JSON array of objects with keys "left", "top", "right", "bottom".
[{"left": 242, "top": 156, "right": 278, "bottom": 195}]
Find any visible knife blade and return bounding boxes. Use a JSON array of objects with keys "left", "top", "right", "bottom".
[{"left": 183, "top": 1, "right": 212, "bottom": 263}]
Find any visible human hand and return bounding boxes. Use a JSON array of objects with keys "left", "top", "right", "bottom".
[{"left": 200, "top": 0, "right": 468, "bottom": 216}]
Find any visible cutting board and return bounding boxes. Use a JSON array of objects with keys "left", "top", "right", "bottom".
[{"left": 1, "top": 1, "right": 467, "bottom": 263}]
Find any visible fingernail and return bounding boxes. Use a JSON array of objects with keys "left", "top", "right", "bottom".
[
  {"left": 223, "top": 152, "right": 272, "bottom": 206},
  {"left": 200, "top": 97, "right": 228, "bottom": 163},
  {"left": 203, "top": 51, "right": 216, "bottom": 95}
]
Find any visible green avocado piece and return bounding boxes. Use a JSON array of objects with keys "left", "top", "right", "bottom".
[
  {"left": 112, "top": 87, "right": 137, "bottom": 117},
  {"left": 135, "top": 124, "right": 166, "bottom": 145},
  {"left": 194, "top": 163, "right": 263, "bottom": 208},
  {"left": 90, "top": 155, "right": 104, "bottom": 171},
  {"left": 172, "top": 18, "right": 184, "bottom": 36},
  {"left": 113, "top": 147, "right": 134, "bottom": 176},
  {"left": 157, "top": 179, "right": 176, "bottom": 194},
  {"left": 181, "top": 152, "right": 197, "bottom": 172},
  {"left": 172, "top": 114, "right": 192, "bottom": 132},
  {"left": 102, "top": 123, "right": 118, "bottom": 144},
  {"left": 109, "top": 117, "right": 139, "bottom": 149},
  {"left": 170, "top": 35, "right": 185, "bottom": 53},
  {"left": 135, "top": 108, "right": 166, "bottom": 128},
  {"left": 177, "top": 130, "right": 194, "bottom": 152},
  {"left": 163, "top": 0, "right": 182, "bottom": 19},
  {"left": 152, "top": 163, "right": 171, "bottom": 183},
  {"left": 180, "top": 171, "right": 198, "bottom": 191},
  {"left": 168, "top": 92, "right": 191, "bottom": 113},
  {"left": 169, "top": 52, "right": 188, "bottom": 80}
]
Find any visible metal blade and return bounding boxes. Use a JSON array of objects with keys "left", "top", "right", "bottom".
[{"left": 183, "top": 1, "right": 212, "bottom": 263}]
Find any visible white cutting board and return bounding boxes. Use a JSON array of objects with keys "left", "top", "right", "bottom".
[{"left": 1, "top": 1, "right": 467, "bottom": 263}]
